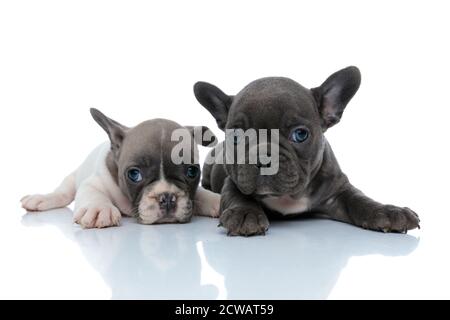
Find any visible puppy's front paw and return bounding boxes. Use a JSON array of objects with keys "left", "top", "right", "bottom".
[
  {"left": 220, "top": 207, "right": 269, "bottom": 236},
  {"left": 73, "top": 204, "right": 121, "bottom": 229},
  {"left": 196, "top": 191, "right": 221, "bottom": 218},
  {"left": 21, "top": 193, "right": 71, "bottom": 211},
  {"left": 363, "top": 205, "right": 420, "bottom": 233}
]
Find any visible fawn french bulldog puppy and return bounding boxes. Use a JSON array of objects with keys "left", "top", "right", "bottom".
[
  {"left": 194, "top": 66, "right": 420, "bottom": 236},
  {"left": 21, "top": 109, "right": 220, "bottom": 228}
]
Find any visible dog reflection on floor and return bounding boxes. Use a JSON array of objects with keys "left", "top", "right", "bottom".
[
  {"left": 21, "top": 209, "right": 217, "bottom": 299},
  {"left": 21, "top": 209, "right": 419, "bottom": 299}
]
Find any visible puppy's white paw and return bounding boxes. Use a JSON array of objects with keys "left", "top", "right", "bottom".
[
  {"left": 73, "top": 204, "right": 121, "bottom": 229},
  {"left": 196, "top": 190, "right": 221, "bottom": 218},
  {"left": 21, "top": 193, "right": 71, "bottom": 211},
  {"left": 207, "top": 193, "right": 221, "bottom": 218}
]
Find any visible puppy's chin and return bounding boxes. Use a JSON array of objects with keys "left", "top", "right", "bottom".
[
  {"left": 137, "top": 213, "right": 192, "bottom": 225},
  {"left": 136, "top": 180, "right": 193, "bottom": 225},
  {"left": 147, "top": 213, "right": 192, "bottom": 224},
  {"left": 253, "top": 180, "right": 307, "bottom": 198}
]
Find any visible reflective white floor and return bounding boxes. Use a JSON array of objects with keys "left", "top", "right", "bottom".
[
  {"left": 1, "top": 0, "right": 450, "bottom": 300},
  {"left": 2, "top": 204, "right": 449, "bottom": 299}
]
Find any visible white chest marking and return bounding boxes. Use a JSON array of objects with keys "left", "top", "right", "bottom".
[{"left": 261, "top": 195, "right": 310, "bottom": 215}]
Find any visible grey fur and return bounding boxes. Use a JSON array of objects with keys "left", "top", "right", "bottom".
[
  {"left": 194, "top": 66, "right": 420, "bottom": 236},
  {"left": 90, "top": 108, "right": 217, "bottom": 221}
]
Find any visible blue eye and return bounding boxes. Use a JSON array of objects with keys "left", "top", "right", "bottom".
[
  {"left": 290, "top": 127, "right": 309, "bottom": 143},
  {"left": 127, "top": 168, "right": 143, "bottom": 183},
  {"left": 186, "top": 166, "right": 199, "bottom": 178}
]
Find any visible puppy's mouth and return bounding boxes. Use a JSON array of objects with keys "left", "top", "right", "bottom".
[
  {"left": 233, "top": 168, "right": 305, "bottom": 197},
  {"left": 136, "top": 181, "right": 193, "bottom": 225},
  {"left": 228, "top": 143, "right": 305, "bottom": 196},
  {"left": 253, "top": 191, "right": 283, "bottom": 198}
]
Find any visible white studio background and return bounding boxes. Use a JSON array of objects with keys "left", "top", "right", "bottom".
[{"left": 0, "top": 0, "right": 449, "bottom": 298}]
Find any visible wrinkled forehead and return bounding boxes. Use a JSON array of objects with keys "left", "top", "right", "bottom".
[
  {"left": 228, "top": 78, "right": 319, "bottom": 129},
  {"left": 119, "top": 120, "right": 198, "bottom": 165}
]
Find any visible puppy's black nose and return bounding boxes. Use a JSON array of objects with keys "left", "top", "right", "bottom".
[{"left": 158, "top": 193, "right": 177, "bottom": 213}]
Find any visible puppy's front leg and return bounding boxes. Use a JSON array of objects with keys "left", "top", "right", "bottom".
[
  {"left": 193, "top": 187, "right": 220, "bottom": 218},
  {"left": 73, "top": 176, "right": 121, "bottom": 229},
  {"left": 219, "top": 177, "right": 269, "bottom": 236},
  {"left": 324, "top": 183, "right": 420, "bottom": 233},
  {"left": 21, "top": 172, "right": 76, "bottom": 211}
]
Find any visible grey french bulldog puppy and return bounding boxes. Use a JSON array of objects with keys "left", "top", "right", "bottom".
[
  {"left": 21, "top": 108, "right": 221, "bottom": 228},
  {"left": 194, "top": 66, "right": 420, "bottom": 236}
]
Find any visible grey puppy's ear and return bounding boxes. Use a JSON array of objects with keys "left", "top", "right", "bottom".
[
  {"left": 311, "top": 66, "right": 361, "bottom": 130},
  {"left": 90, "top": 108, "right": 128, "bottom": 153},
  {"left": 193, "top": 82, "right": 233, "bottom": 131},
  {"left": 185, "top": 126, "right": 218, "bottom": 147}
]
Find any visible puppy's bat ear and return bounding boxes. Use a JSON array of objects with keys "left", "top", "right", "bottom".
[
  {"left": 311, "top": 66, "right": 361, "bottom": 130},
  {"left": 193, "top": 82, "right": 233, "bottom": 131},
  {"left": 185, "top": 126, "right": 218, "bottom": 147},
  {"left": 90, "top": 108, "right": 128, "bottom": 153}
]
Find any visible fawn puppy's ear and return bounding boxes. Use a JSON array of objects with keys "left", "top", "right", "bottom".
[
  {"left": 185, "top": 125, "right": 218, "bottom": 147},
  {"left": 90, "top": 108, "right": 128, "bottom": 154}
]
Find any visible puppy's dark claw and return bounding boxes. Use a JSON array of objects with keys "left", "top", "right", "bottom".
[{"left": 217, "top": 222, "right": 223, "bottom": 227}]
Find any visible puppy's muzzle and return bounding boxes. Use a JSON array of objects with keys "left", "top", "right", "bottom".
[{"left": 158, "top": 192, "right": 177, "bottom": 214}]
